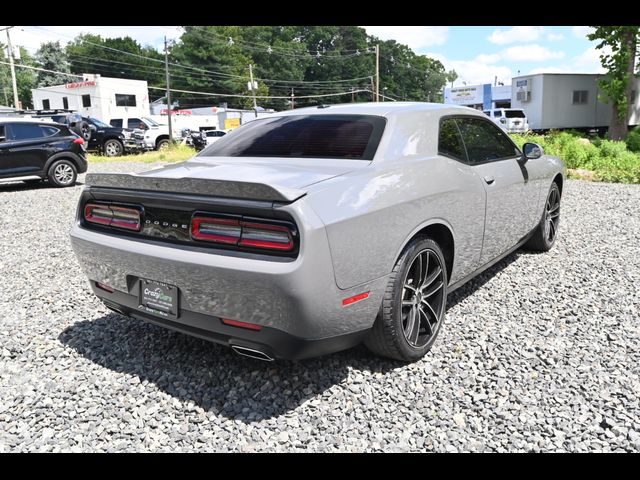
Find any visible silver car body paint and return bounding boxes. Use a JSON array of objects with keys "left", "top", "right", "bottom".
[{"left": 70, "top": 102, "right": 565, "bottom": 350}]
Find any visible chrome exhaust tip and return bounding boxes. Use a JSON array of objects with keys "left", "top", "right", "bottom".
[{"left": 231, "top": 345, "right": 275, "bottom": 362}]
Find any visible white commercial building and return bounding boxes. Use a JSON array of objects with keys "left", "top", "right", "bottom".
[
  {"left": 511, "top": 73, "right": 640, "bottom": 131},
  {"left": 31, "top": 74, "right": 150, "bottom": 123}
]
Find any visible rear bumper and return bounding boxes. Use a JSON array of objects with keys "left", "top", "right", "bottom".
[
  {"left": 69, "top": 201, "right": 387, "bottom": 358},
  {"left": 94, "top": 282, "right": 369, "bottom": 360}
]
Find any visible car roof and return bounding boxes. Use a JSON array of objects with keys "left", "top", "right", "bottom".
[
  {"left": 272, "top": 101, "right": 486, "bottom": 119},
  {"left": 0, "top": 117, "right": 65, "bottom": 126}
]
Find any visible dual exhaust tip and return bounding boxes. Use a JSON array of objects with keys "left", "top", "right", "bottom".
[{"left": 231, "top": 345, "right": 274, "bottom": 362}]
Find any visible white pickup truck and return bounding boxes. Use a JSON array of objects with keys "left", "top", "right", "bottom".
[{"left": 110, "top": 115, "right": 221, "bottom": 150}]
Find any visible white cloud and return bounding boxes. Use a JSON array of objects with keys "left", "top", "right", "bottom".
[
  {"left": 426, "top": 52, "right": 512, "bottom": 85},
  {"left": 7, "top": 26, "right": 182, "bottom": 53},
  {"left": 475, "top": 53, "right": 501, "bottom": 64},
  {"left": 573, "top": 45, "right": 610, "bottom": 73},
  {"left": 572, "top": 26, "right": 594, "bottom": 38},
  {"left": 488, "top": 26, "right": 544, "bottom": 45},
  {"left": 362, "top": 26, "right": 449, "bottom": 50},
  {"left": 547, "top": 32, "right": 564, "bottom": 42},
  {"left": 501, "top": 44, "right": 565, "bottom": 62},
  {"left": 528, "top": 66, "right": 568, "bottom": 75}
]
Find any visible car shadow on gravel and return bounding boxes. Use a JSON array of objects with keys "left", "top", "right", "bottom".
[
  {"left": 59, "top": 313, "right": 401, "bottom": 422},
  {"left": 0, "top": 181, "right": 84, "bottom": 192}
]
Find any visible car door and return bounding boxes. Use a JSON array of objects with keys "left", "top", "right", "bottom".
[
  {"left": 0, "top": 124, "right": 13, "bottom": 178},
  {"left": 455, "top": 116, "right": 534, "bottom": 265},
  {"left": 0, "top": 123, "right": 53, "bottom": 178}
]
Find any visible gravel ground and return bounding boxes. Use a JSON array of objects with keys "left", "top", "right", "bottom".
[{"left": 1, "top": 162, "right": 639, "bottom": 452}]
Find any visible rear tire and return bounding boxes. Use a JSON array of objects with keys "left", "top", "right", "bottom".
[
  {"left": 47, "top": 160, "right": 77, "bottom": 187},
  {"left": 103, "top": 139, "right": 124, "bottom": 157},
  {"left": 524, "top": 182, "right": 561, "bottom": 252},
  {"left": 156, "top": 139, "right": 170, "bottom": 150},
  {"left": 365, "top": 237, "right": 448, "bottom": 362}
]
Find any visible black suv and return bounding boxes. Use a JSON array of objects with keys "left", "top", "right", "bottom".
[
  {"left": 48, "top": 115, "right": 142, "bottom": 157},
  {"left": 0, "top": 120, "right": 88, "bottom": 187}
]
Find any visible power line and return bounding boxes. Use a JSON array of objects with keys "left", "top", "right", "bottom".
[{"left": 148, "top": 85, "right": 370, "bottom": 100}]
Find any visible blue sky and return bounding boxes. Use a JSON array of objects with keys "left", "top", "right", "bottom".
[
  {"left": 363, "top": 26, "right": 606, "bottom": 85},
  {"left": 9, "top": 26, "right": 606, "bottom": 87}
]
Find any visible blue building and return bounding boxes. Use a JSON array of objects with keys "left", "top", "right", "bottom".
[{"left": 443, "top": 83, "right": 511, "bottom": 110}]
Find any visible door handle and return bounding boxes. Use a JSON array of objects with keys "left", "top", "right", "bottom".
[{"left": 483, "top": 176, "right": 495, "bottom": 185}]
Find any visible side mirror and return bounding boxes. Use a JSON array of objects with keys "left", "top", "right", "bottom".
[{"left": 523, "top": 142, "right": 543, "bottom": 160}]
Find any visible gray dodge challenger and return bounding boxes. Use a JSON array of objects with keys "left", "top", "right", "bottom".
[{"left": 70, "top": 103, "right": 565, "bottom": 362}]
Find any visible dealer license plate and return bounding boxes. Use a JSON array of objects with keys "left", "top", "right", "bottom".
[{"left": 138, "top": 278, "right": 179, "bottom": 320}]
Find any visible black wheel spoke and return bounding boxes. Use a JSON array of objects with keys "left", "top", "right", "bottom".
[
  {"left": 421, "top": 266, "right": 442, "bottom": 291},
  {"left": 418, "top": 306, "right": 433, "bottom": 336},
  {"left": 423, "top": 280, "right": 444, "bottom": 298}
]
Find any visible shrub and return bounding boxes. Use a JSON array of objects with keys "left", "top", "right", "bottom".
[{"left": 625, "top": 128, "right": 640, "bottom": 153}]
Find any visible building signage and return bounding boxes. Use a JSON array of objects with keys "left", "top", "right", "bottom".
[
  {"left": 65, "top": 80, "right": 97, "bottom": 89},
  {"left": 449, "top": 85, "right": 484, "bottom": 105},
  {"left": 160, "top": 109, "right": 193, "bottom": 115},
  {"left": 225, "top": 118, "right": 241, "bottom": 130}
]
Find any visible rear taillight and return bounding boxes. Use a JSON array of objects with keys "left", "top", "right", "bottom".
[
  {"left": 84, "top": 203, "right": 141, "bottom": 231},
  {"left": 73, "top": 137, "right": 85, "bottom": 145},
  {"left": 191, "top": 214, "right": 295, "bottom": 252}
]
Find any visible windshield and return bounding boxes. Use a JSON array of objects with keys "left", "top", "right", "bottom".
[
  {"left": 504, "top": 110, "right": 526, "bottom": 118},
  {"left": 142, "top": 117, "right": 160, "bottom": 126},
  {"left": 89, "top": 117, "right": 112, "bottom": 128},
  {"left": 198, "top": 114, "right": 386, "bottom": 160}
]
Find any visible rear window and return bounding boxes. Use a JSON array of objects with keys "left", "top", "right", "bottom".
[
  {"left": 504, "top": 110, "right": 526, "bottom": 118},
  {"left": 199, "top": 114, "right": 386, "bottom": 160}
]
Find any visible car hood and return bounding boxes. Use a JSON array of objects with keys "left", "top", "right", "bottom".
[{"left": 85, "top": 157, "right": 369, "bottom": 202}]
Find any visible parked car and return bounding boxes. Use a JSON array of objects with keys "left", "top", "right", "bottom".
[
  {"left": 110, "top": 116, "right": 171, "bottom": 151},
  {"left": 0, "top": 118, "right": 87, "bottom": 187},
  {"left": 205, "top": 129, "right": 227, "bottom": 145},
  {"left": 483, "top": 108, "right": 530, "bottom": 133},
  {"left": 70, "top": 103, "right": 565, "bottom": 361}
]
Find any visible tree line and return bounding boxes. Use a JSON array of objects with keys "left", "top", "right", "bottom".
[{"left": 0, "top": 26, "right": 457, "bottom": 111}]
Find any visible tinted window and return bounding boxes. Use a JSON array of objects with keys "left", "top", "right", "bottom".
[
  {"left": 115, "top": 94, "right": 136, "bottom": 107},
  {"left": 127, "top": 118, "right": 144, "bottom": 129},
  {"left": 456, "top": 117, "right": 520, "bottom": 164},
  {"left": 42, "top": 99, "right": 50, "bottom": 110},
  {"left": 82, "top": 94, "right": 91, "bottom": 107},
  {"left": 504, "top": 110, "right": 525, "bottom": 118},
  {"left": 199, "top": 115, "right": 386, "bottom": 160},
  {"left": 40, "top": 126, "right": 60, "bottom": 137},
  {"left": 62, "top": 97, "right": 69, "bottom": 109},
  {"left": 110, "top": 119, "right": 123, "bottom": 128},
  {"left": 9, "top": 123, "right": 46, "bottom": 140},
  {"left": 438, "top": 118, "right": 467, "bottom": 162}
]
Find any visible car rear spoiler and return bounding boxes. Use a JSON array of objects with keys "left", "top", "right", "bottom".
[{"left": 84, "top": 173, "right": 307, "bottom": 203}]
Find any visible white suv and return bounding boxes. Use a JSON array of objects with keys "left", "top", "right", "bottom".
[{"left": 483, "top": 108, "right": 529, "bottom": 133}]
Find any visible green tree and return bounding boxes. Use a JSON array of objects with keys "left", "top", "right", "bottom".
[
  {"left": 34, "top": 41, "right": 70, "bottom": 87},
  {"left": 0, "top": 44, "right": 37, "bottom": 108},
  {"left": 588, "top": 26, "right": 639, "bottom": 140}
]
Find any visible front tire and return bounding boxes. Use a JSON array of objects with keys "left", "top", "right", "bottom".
[
  {"left": 156, "top": 139, "right": 170, "bottom": 150},
  {"left": 103, "top": 139, "right": 124, "bottom": 157},
  {"left": 524, "top": 182, "right": 561, "bottom": 252},
  {"left": 365, "top": 237, "right": 448, "bottom": 362},
  {"left": 47, "top": 160, "right": 77, "bottom": 187}
]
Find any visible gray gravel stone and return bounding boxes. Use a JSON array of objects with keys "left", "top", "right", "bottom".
[{"left": 0, "top": 164, "right": 639, "bottom": 452}]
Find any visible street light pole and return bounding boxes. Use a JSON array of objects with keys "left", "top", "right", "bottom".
[
  {"left": 1, "top": 26, "right": 19, "bottom": 109},
  {"left": 248, "top": 64, "right": 257, "bottom": 117},
  {"left": 375, "top": 44, "right": 380, "bottom": 102}
]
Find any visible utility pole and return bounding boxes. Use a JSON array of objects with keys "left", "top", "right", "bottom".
[
  {"left": 370, "top": 76, "right": 375, "bottom": 102},
  {"left": 375, "top": 44, "right": 380, "bottom": 102},
  {"left": 1, "top": 26, "right": 19, "bottom": 109},
  {"left": 164, "top": 36, "right": 173, "bottom": 143},
  {"left": 248, "top": 64, "right": 257, "bottom": 117},
  {"left": 290, "top": 88, "right": 295, "bottom": 110}
]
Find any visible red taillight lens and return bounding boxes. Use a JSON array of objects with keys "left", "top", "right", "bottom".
[
  {"left": 191, "top": 216, "right": 241, "bottom": 244},
  {"left": 221, "top": 318, "right": 262, "bottom": 331},
  {"left": 238, "top": 221, "right": 294, "bottom": 251},
  {"left": 84, "top": 203, "right": 141, "bottom": 231},
  {"left": 191, "top": 215, "right": 295, "bottom": 251},
  {"left": 73, "top": 137, "right": 85, "bottom": 145}
]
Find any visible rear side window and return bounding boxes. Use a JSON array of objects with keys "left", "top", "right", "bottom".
[
  {"left": 40, "top": 126, "right": 60, "bottom": 137},
  {"left": 199, "top": 114, "right": 386, "bottom": 160},
  {"left": 8, "top": 123, "right": 46, "bottom": 140},
  {"left": 455, "top": 117, "right": 520, "bottom": 164},
  {"left": 438, "top": 118, "right": 467, "bottom": 162}
]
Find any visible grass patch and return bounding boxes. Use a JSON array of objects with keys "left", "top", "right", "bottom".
[
  {"left": 510, "top": 131, "right": 640, "bottom": 184},
  {"left": 88, "top": 144, "right": 197, "bottom": 164}
]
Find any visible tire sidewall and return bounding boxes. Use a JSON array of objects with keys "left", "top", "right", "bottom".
[
  {"left": 156, "top": 139, "right": 170, "bottom": 150},
  {"left": 48, "top": 160, "right": 77, "bottom": 187},
  {"left": 103, "top": 139, "right": 123, "bottom": 157},
  {"left": 390, "top": 237, "right": 448, "bottom": 360},
  {"left": 542, "top": 183, "right": 560, "bottom": 249}
]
